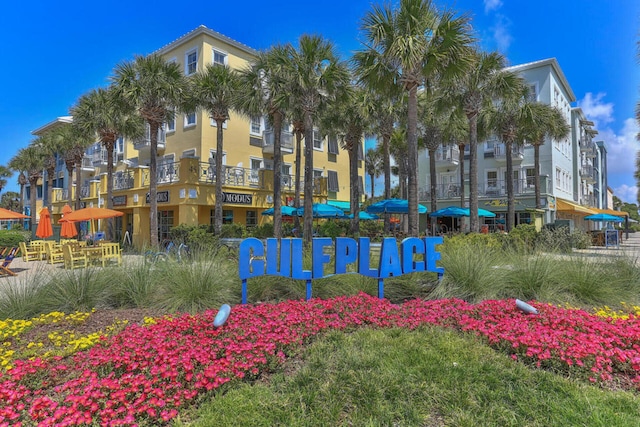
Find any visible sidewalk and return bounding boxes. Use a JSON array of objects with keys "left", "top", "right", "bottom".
[{"left": 572, "top": 231, "right": 640, "bottom": 260}]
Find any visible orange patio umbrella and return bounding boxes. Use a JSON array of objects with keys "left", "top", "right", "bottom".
[
  {"left": 60, "top": 204, "right": 78, "bottom": 238},
  {"left": 58, "top": 206, "right": 124, "bottom": 237},
  {"left": 35, "top": 207, "right": 53, "bottom": 239},
  {"left": 0, "top": 207, "right": 29, "bottom": 220}
]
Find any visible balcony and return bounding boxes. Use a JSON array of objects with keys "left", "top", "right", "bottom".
[
  {"left": 133, "top": 126, "right": 166, "bottom": 154},
  {"left": 580, "top": 164, "right": 596, "bottom": 183},
  {"left": 113, "top": 170, "right": 135, "bottom": 190},
  {"left": 262, "top": 130, "right": 294, "bottom": 155},
  {"left": 493, "top": 144, "right": 524, "bottom": 163},
  {"left": 579, "top": 138, "right": 597, "bottom": 158},
  {"left": 157, "top": 162, "right": 180, "bottom": 184},
  {"left": 80, "top": 156, "right": 95, "bottom": 171},
  {"left": 434, "top": 145, "right": 460, "bottom": 167}
]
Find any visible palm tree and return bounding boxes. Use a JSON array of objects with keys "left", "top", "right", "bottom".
[
  {"left": 447, "top": 50, "right": 522, "bottom": 232},
  {"left": 34, "top": 130, "right": 67, "bottom": 211},
  {"left": 520, "top": 103, "right": 570, "bottom": 210},
  {"left": 389, "top": 128, "right": 409, "bottom": 199},
  {"left": 286, "top": 35, "right": 349, "bottom": 244},
  {"left": 49, "top": 123, "right": 91, "bottom": 210},
  {"left": 365, "top": 146, "right": 383, "bottom": 198},
  {"left": 8, "top": 154, "right": 29, "bottom": 216},
  {"left": 187, "top": 63, "right": 241, "bottom": 236},
  {"left": 11, "top": 143, "right": 46, "bottom": 233},
  {"left": 112, "top": 54, "right": 186, "bottom": 247},
  {"left": 356, "top": 0, "right": 473, "bottom": 236},
  {"left": 238, "top": 46, "right": 292, "bottom": 239},
  {"left": 72, "top": 86, "right": 143, "bottom": 240},
  {"left": 0, "top": 165, "right": 12, "bottom": 194},
  {"left": 485, "top": 82, "right": 529, "bottom": 231},
  {"left": 321, "top": 84, "right": 371, "bottom": 235}
]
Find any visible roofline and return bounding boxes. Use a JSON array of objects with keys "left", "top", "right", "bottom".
[
  {"left": 31, "top": 116, "right": 73, "bottom": 136},
  {"left": 154, "top": 25, "right": 259, "bottom": 57},
  {"left": 506, "top": 58, "right": 576, "bottom": 103}
]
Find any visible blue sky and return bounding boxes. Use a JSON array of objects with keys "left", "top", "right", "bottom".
[{"left": 1, "top": 0, "right": 638, "bottom": 202}]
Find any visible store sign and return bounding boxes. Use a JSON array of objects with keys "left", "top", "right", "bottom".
[
  {"left": 223, "top": 192, "right": 253, "bottom": 205},
  {"left": 112, "top": 195, "right": 127, "bottom": 206},
  {"left": 146, "top": 191, "right": 169, "bottom": 203}
]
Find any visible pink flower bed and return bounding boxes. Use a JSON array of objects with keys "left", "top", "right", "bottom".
[{"left": 2, "top": 294, "right": 640, "bottom": 426}]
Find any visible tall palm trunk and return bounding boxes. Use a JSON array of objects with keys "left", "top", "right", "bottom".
[
  {"left": 467, "top": 114, "right": 479, "bottom": 233},
  {"left": 74, "top": 163, "right": 82, "bottom": 211},
  {"left": 348, "top": 136, "right": 361, "bottom": 236},
  {"left": 406, "top": 84, "right": 419, "bottom": 236},
  {"left": 303, "top": 112, "right": 314, "bottom": 245},
  {"left": 272, "top": 112, "right": 283, "bottom": 239},
  {"left": 28, "top": 174, "right": 38, "bottom": 234},
  {"left": 382, "top": 133, "right": 391, "bottom": 234},
  {"left": 293, "top": 121, "right": 304, "bottom": 231},
  {"left": 428, "top": 148, "right": 438, "bottom": 235},
  {"left": 45, "top": 157, "right": 55, "bottom": 211},
  {"left": 105, "top": 139, "right": 116, "bottom": 241},
  {"left": 534, "top": 143, "right": 542, "bottom": 209},
  {"left": 458, "top": 142, "right": 465, "bottom": 209},
  {"left": 149, "top": 123, "right": 160, "bottom": 247},
  {"left": 18, "top": 173, "right": 26, "bottom": 215},
  {"left": 506, "top": 140, "right": 515, "bottom": 231},
  {"left": 214, "top": 120, "right": 225, "bottom": 236}
]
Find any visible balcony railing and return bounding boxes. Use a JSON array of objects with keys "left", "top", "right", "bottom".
[
  {"left": 580, "top": 164, "right": 595, "bottom": 183},
  {"left": 81, "top": 156, "right": 94, "bottom": 170},
  {"left": 434, "top": 145, "right": 459, "bottom": 165},
  {"left": 157, "top": 162, "right": 180, "bottom": 184},
  {"left": 133, "top": 126, "right": 166, "bottom": 151},
  {"left": 493, "top": 144, "right": 524, "bottom": 162},
  {"left": 579, "top": 138, "right": 597, "bottom": 158},
  {"left": 197, "top": 163, "right": 259, "bottom": 187},
  {"left": 79, "top": 186, "right": 90, "bottom": 198},
  {"left": 419, "top": 177, "right": 550, "bottom": 201},
  {"left": 263, "top": 130, "right": 294, "bottom": 154},
  {"left": 113, "top": 170, "right": 135, "bottom": 190}
]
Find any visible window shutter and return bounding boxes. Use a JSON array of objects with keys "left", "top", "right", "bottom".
[{"left": 328, "top": 170, "right": 339, "bottom": 192}]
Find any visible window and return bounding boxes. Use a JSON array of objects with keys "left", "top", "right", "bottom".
[
  {"left": 182, "top": 149, "right": 196, "bottom": 158},
  {"left": 327, "top": 135, "right": 339, "bottom": 154},
  {"left": 250, "top": 158, "right": 262, "bottom": 183},
  {"left": 525, "top": 168, "right": 535, "bottom": 187},
  {"left": 555, "top": 168, "right": 561, "bottom": 188},
  {"left": 487, "top": 171, "right": 498, "bottom": 187},
  {"left": 485, "top": 135, "right": 497, "bottom": 151},
  {"left": 158, "top": 210, "right": 174, "bottom": 242},
  {"left": 223, "top": 209, "right": 234, "bottom": 224},
  {"left": 250, "top": 116, "right": 261, "bottom": 135},
  {"left": 313, "top": 169, "right": 323, "bottom": 180},
  {"left": 528, "top": 83, "right": 538, "bottom": 102},
  {"left": 313, "top": 129, "right": 322, "bottom": 150},
  {"left": 185, "top": 49, "right": 197, "bottom": 75},
  {"left": 185, "top": 112, "right": 196, "bottom": 128},
  {"left": 357, "top": 143, "right": 364, "bottom": 161},
  {"left": 166, "top": 110, "right": 175, "bottom": 132},
  {"left": 213, "top": 49, "right": 227, "bottom": 66},
  {"left": 327, "top": 170, "right": 339, "bottom": 192},
  {"left": 246, "top": 210, "right": 257, "bottom": 227},
  {"left": 209, "top": 150, "right": 227, "bottom": 166}
]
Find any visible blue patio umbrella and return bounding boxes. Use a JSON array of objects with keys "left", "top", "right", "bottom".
[
  {"left": 430, "top": 206, "right": 496, "bottom": 218},
  {"left": 296, "top": 203, "right": 346, "bottom": 218},
  {"left": 583, "top": 213, "right": 623, "bottom": 223},
  {"left": 347, "top": 211, "right": 380, "bottom": 220},
  {"left": 261, "top": 206, "right": 297, "bottom": 216},
  {"left": 366, "top": 198, "right": 427, "bottom": 214},
  {"left": 430, "top": 206, "right": 467, "bottom": 218}
]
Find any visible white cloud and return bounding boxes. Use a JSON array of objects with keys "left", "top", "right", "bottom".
[
  {"left": 483, "top": 0, "right": 503, "bottom": 14},
  {"left": 613, "top": 183, "right": 638, "bottom": 205},
  {"left": 491, "top": 14, "right": 512, "bottom": 52},
  {"left": 577, "top": 92, "right": 614, "bottom": 126}
]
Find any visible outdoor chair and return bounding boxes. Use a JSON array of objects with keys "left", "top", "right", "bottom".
[
  {"left": 100, "top": 243, "right": 122, "bottom": 267},
  {"left": 44, "top": 241, "right": 64, "bottom": 265},
  {"left": 62, "top": 244, "right": 88, "bottom": 270},
  {"left": 0, "top": 247, "right": 18, "bottom": 276},
  {"left": 29, "top": 240, "right": 47, "bottom": 260},
  {"left": 0, "top": 247, "right": 8, "bottom": 258},
  {"left": 19, "top": 242, "right": 40, "bottom": 262}
]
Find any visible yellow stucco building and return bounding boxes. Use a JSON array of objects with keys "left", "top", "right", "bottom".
[{"left": 32, "top": 26, "right": 361, "bottom": 247}]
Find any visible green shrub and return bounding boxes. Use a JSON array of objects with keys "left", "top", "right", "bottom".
[
  {"left": 250, "top": 223, "right": 274, "bottom": 239},
  {"left": 0, "top": 229, "right": 29, "bottom": 248},
  {"left": 220, "top": 223, "right": 245, "bottom": 238},
  {"left": 318, "top": 220, "right": 348, "bottom": 239},
  {"left": 505, "top": 224, "right": 538, "bottom": 252},
  {"left": 359, "top": 220, "right": 383, "bottom": 239}
]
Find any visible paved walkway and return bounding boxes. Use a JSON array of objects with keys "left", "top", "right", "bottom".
[{"left": 572, "top": 231, "right": 640, "bottom": 260}]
